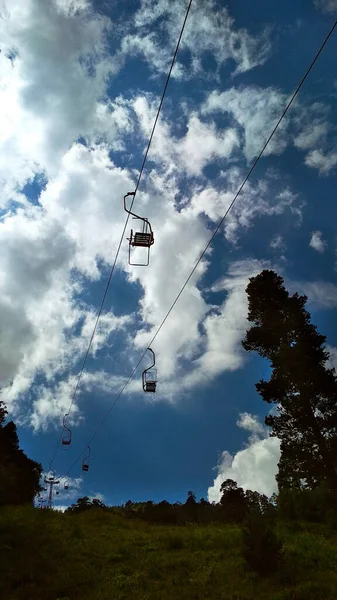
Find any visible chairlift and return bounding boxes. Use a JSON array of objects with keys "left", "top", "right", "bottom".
[
  {"left": 45, "top": 465, "right": 56, "bottom": 482},
  {"left": 142, "top": 348, "right": 157, "bottom": 393},
  {"left": 64, "top": 480, "right": 69, "bottom": 491},
  {"left": 123, "top": 192, "right": 154, "bottom": 266},
  {"left": 61, "top": 413, "right": 72, "bottom": 446},
  {"left": 82, "top": 446, "right": 90, "bottom": 472}
]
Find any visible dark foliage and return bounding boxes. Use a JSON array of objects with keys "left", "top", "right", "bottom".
[
  {"left": 277, "top": 483, "right": 337, "bottom": 524},
  {"left": 118, "top": 484, "right": 275, "bottom": 526},
  {"left": 242, "top": 269, "right": 337, "bottom": 492},
  {"left": 0, "top": 404, "right": 42, "bottom": 506},
  {"left": 242, "top": 510, "right": 283, "bottom": 576},
  {"left": 66, "top": 496, "right": 107, "bottom": 513},
  {"left": 220, "top": 479, "right": 247, "bottom": 522}
]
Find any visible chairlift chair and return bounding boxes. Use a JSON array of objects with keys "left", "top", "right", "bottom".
[
  {"left": 82, "top": 446, "right": 90, "bottom": 472},
  {"left": 123, "top": 192, "right": 154, "bottom": 266},
  {"left": 142, "top": 348, "right": 157, "bottom": 393},
  {"left": 61, "top": 413, "right": 72, "bottom": 446},
  {"left": 45, "top": 466, "right": 56, "bottom": 482}
]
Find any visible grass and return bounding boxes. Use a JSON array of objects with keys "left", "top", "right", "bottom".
[{"left": 1, "top": 507, "right": 337, "bottom": 600}]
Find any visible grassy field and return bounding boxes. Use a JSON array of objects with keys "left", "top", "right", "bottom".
[{"left": 1, "top": 506, "right": 337, "bottom": 600}]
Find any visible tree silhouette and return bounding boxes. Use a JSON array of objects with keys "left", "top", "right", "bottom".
[
  {"left": 220, "top": 479, "right": 247, "bottom": 521},
  {"left": 0, "top": 410, "right": 42, "bottom": 506},
  {"left": 185, "top": 490, "right": 197, "bottom": 505},
  {"left": 242, "top": 269, "right": 337, "bottom": 491},
  {"left": 66, "top": 496, "right": 107, "bottom": 513}
]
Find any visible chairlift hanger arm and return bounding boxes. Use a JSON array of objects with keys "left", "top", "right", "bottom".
[
  {"left": 123, "top": 192, "right": 153, "bottom": 235},
  {"left": 144, "top": 347, "right": 155, "bottom": 373}
]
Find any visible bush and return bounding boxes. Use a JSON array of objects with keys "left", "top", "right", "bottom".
[{"left": 242, "top": 510, "right": 283, "bottom": 576}]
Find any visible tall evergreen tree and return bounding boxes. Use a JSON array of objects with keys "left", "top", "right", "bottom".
[
  {"left": 0, "top": 403, "right": 42, "bottom": 505},
  {"left": 242, "top": 269, "right": 337, "bottom": 491}
]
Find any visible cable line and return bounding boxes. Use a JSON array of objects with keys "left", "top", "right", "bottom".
[
  {"left": 64, "top": 19, "right": 337, "bottom": 476},
  {"left": 49, "top": 0, "right": 194, "bottom": 468}
]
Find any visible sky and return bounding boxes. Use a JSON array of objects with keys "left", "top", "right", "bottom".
[{"left": 0, "top": 0, "right": 337, "bottom": 510}]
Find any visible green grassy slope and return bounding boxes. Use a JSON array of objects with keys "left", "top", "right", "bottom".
[{"left": 1, "top": 507, "right": 337, "bottom": 600}]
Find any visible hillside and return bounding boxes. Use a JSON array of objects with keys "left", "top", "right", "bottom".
[{"left": 1, "top": 506, "right": 337, "bottom": 600}]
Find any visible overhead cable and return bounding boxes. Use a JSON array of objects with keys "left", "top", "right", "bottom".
[
  {"left": 65, "top": 18, "right": 337, "bottom": 476},
  {"left": 49, "top": 0, "right": 194, "bottom": 468}
]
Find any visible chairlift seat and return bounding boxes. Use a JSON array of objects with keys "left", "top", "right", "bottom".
[
  {"left": 82, "top": 463, "right": 89, "bottom": 472},
  {"left": 62, "top": 438, "right": 71, "bottom": 446},
  {"left": 132, "top": 232, "right": 154, "bottom": 247},
  {"left": 145, "top": 381, "right": 156, "bottom": 393}
]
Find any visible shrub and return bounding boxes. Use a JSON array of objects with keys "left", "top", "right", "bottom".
[{"left": 242, "top": 510, "right": 283, "bottom": 576}]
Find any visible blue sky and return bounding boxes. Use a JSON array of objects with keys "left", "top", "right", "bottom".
[{"left": 0, "top": 0, "right": 337, "bottom": 509}]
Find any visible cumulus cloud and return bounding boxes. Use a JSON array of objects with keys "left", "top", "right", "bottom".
[
  {"left": 0, "top": 0, "right": 124, "bottom": 206},
  {"left": 208, "top": 413, "right": 280, "bottom": 502},
  {"left": 0, "top": 145, "right": 135, "bottom": 426},
  {"left": 309, "top": 230, "right": 327, "bottom": 253}
]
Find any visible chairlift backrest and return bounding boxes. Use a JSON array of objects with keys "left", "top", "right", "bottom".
[{"left": 145, "top": 380, "right": 156, "bottom": 393}]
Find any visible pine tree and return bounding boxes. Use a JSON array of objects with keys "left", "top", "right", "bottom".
[
  {"left": 242, "top": 269, "right": 337, "bottom": 491},
  {"left": 0, "top": 404, "right": 42, "bottom": 505}
]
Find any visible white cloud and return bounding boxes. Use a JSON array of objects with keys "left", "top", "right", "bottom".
[
  {"left": 0, "top": 143, "right": 134, "bottom": 426},
  {"left": 203, "top": 87, "right": 335, "bottom": 173},
  {"left": 237, "top": 411, "right": 265, "bottom": 443},
  {"left": 314, "top": 0, "right": 337, "bottom": 14},
  {"left": 294, "top": 122, "right": 329, "bottom": 151},
  {"left": 129, "top": 0, "right": 271, "bottom": 78},
  {"left": 89, "top": 492, "right": 105, "bottom": 503},
  {"left": 270, "top": 235, "right": 286, "bottom": 251},
  {"left": 0, "top": 0, "right": 123, "bottom": 207},
  {"left": 52, "top": 504, "right": 68, "bottom": 512},
  {"left": 305, "top": 149, "right": 337, "bottom": 175},
  {"left": 203, "top": 86, "right": 289, "bottom": 161},
  {"left": 132, "top": 96, "right": 239, "bottom": 177},
  {"left": 207, "top": 413, "right": 280, "bottom": 502},
  {"left": 309, "top": 230, "right": 327, "bottom": 253},
  {"left": 325, "top": 345, "right": 337, "bottom": 371},
  {"left": 292, "top": 280, "right": 337, "bottom": 309},
  {"left": 189, "top": 172, "right": 302, "bottom": 244}
]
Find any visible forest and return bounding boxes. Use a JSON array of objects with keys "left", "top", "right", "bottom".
[{"left": 1, "top": 270, "right": 337, "bottom": 600}]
